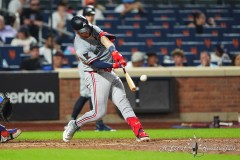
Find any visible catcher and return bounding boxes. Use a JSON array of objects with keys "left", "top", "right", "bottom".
[{"left": 0, "top": 93, "right": 21, "bottom": 143}]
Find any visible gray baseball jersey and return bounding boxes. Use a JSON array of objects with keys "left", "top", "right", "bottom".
[
  {"left": 74, "top": 25, "right": 113, "bottom": 72},
  {"left": 73, "top": 25, "right": 136, "bottom": 127}
]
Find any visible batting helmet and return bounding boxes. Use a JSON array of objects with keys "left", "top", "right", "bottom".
[
  {"left": 83, "top": 5, "right": 95, "bottom": 16},
  {"left": 71, "top": 16, "right": 92, "bottom": 33}
]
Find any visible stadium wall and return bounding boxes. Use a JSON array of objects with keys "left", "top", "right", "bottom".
[{"left": 58, "top": 67, "right": 240, "bottom": 122}]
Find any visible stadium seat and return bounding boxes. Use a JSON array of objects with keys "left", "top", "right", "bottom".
[
  {"left": 117, "top": 42, "right": 146, "bottom": 52},
  {"left": 185, "top": 52, "right": 197, "bottom": 66},
  {"left": 173, "top": 26, "right": 196, "bottom": 36},
  {"left": 144, "top": 26, "right": 169, "bottom": 37},
  {"left": 122, "top": 18, "right": 148, "bottom": 27},
  {"left": 152, "top": 18, "right": 176, "bottom": 29},
  {"left": 151, "top": 9, "right": 176, "bottom": 18},
  {"left": 193, "top": 60, "right": 201, "bottom": 66},
  {"left": 205, "top": 9, "right": 231, "bottom": 19},
  {"left": 116, "top": 26, "right": 143, "bottom": 36},
  {"left": 149, "top": 42, "right": 176, "bottom": 55},
  {"left": 5, "top": 37, "right": 14, "bottom": 44},
  {"left": 96, "top": 19, "right": 121, "bottom": 29}
]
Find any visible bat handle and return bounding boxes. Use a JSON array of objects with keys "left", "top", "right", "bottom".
[
  {"left": 122, "top": 67, "right": 126, "bottom": 74},
  {"left": 118, "top": 60, "right": 126, "bottom": 74}
]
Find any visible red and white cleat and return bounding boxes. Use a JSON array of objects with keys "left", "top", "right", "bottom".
[{"left": 136, "top": 129, "right": 150, "bottom": 142}]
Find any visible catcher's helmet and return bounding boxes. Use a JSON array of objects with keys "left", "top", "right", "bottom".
[{"left": 71, "top": 16, "right": 91, "bottom": 33}]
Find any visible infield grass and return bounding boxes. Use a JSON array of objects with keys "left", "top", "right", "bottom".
[
  {"left": 1, "top": 129, "right": 239, "bottom": 160},
  {"left": 0, "top": 149, "right": 240, "bottom": 160},
  {"left": 17, "top": 128, "right": 240, "bottom": 140}
]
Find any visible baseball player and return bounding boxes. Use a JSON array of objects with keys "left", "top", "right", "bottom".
[
  {"left": 0, "top": 94, "right": 21, "bottom": 143},
  {"left": 63, "top": 15, "right": 150, "bottom": 142},
  {"left": 68, "top": 5, "right": 114, "bottom": 131}
]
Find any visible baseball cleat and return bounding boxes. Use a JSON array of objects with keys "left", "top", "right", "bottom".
[
  {"left": 136, "top": 129, "right": 150, "bottom": 142},
  {"left": 63, "top": 120, "right": 79, "bottom": 142},
  {"left": 95, "top": 121, "right": 116, "bottom": 131},
  {"left": 1, "top": 129, "right": 22, "bottom": 143}
]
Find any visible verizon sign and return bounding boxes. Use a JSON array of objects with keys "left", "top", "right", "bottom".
[
  {"left": 2, "top": 89, "right": 55, "bottom": 104},
  {"left": 0, "top": 72, "right": 59, "bottom": 120}
]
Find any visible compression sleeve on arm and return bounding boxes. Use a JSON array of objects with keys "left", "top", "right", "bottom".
[{"left": 91, "top": 59, "right": 113, "bottom": 69}]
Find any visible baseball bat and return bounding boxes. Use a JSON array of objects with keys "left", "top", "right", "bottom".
[{"left": 122, "top": 67, "right": 136, "bottom": 92}]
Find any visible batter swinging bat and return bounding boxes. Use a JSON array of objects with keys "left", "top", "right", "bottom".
[{"left": 122, "top": 67, "right": 136, "bottom": 92}]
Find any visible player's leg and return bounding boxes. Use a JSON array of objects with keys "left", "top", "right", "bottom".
[
  {"left": 75, "top": 72, "right": 111, "bottom": 126},
  {"left": 71, "top": 96, "right": 89, "bottom": 120},
  {"left": 63, "top": 72, "right": 111, "bottom": 142},
  {"left": 111, "top": 75, "right": 150, "bottom": 142},
  {"left": 88, "top": 97, "right": 115, "bottom": 131}
]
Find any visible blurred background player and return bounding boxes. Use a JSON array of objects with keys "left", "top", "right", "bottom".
[
  {"left": 68, "top": 5, "right": 114, "bottom": 131},
  {"left": 0, "top": 95, "right": 21, "bottom": 143},
  {"left": 77, "top": 2, "right": 105, "bottom": 24}
]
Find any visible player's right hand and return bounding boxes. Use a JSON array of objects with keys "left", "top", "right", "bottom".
[{"left": 119, "top": 59, "right": 126, "bottom": 67}]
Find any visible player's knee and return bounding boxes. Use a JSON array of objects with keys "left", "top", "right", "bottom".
[
  {"left": 115, "top": 95, "right": 128, "bottom": 106},
  {"left": 93, "top": 111, "right": 105, "bottom": 121}
]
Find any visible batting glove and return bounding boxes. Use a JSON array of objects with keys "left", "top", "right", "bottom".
[
  {"left": 119, "top": 59, "right": 126, "bottom": 67},
  {"left": 112, "top": 62, "right": 122, "bottom": 69},
  {"left": 112, "top": 50, "right": 124, "bottom": 63}
]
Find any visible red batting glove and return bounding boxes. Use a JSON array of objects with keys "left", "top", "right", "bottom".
[
  {"left": 112, "top": 62, "right": 121, "bottom": 69},
  {"left": 119, "top": 59, "right": 126, "bottom": 67},
  {"left": 111, "top": 50, "right": 124, "bottom": 62}
]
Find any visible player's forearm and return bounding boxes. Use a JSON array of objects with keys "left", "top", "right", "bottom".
[
  {"left": 100, "top": 36, "right": 114, "bottom": 50},
  {"left": 91, "top": 59, "right": 121, "bottom": 69},
  {"left": 91, "top": 59, "right": 113, "bottom": 69}
]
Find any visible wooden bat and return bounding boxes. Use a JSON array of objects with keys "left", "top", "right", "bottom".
[{"left": 122, "top": 67, "right": 136, "bottom": 92}]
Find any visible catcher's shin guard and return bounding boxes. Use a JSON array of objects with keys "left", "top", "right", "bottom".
[{"left": 126, "top": 117, "right": 150, "bottom": 142}]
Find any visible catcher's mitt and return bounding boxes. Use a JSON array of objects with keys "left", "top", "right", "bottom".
[{"left": 0, "top": 94, "right": 12, "bottom": 122}]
